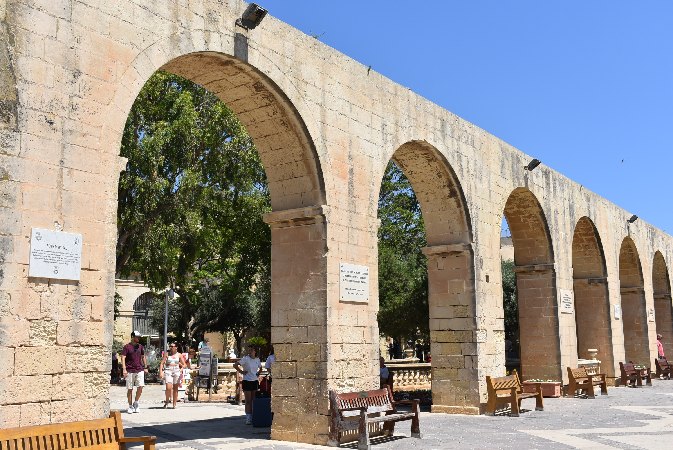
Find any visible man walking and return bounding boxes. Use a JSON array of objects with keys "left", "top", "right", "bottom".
[{"left": 121, "top": 330, "right": 148, "bottom": 413}]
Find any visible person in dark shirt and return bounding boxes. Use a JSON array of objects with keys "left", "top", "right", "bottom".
[{"left": 121, "top": 330, "right": 148, "bottom": 413}]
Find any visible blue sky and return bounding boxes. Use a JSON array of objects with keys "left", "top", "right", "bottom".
[{"left": 259, "top": 1, "right": 673, "bottom": 234}]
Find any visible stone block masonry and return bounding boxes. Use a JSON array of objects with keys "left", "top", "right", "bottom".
[{"left": 0, "top": 0, "right": 672, "bottom": 446}]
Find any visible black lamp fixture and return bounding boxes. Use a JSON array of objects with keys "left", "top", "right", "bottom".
[
  {"left": 525, "top": 158, "right": 541, "bottom": 171},
  {"left": 627, "top": 215, "right": 638, "bottom": 223},
  {"left": 236, "top": 3, "right": 267, "bottom": 30}
]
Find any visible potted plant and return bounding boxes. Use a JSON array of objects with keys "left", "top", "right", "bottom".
[{"left": 522, "top": 379, "right": 562, "bottom": 398}]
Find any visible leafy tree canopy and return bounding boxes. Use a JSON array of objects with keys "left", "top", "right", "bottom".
[
  {"left": 377, "top": 161, "right": 428, "bottom": 341},
  {"left": 117, "top": 71, "right": 271, "bottom": 342}
]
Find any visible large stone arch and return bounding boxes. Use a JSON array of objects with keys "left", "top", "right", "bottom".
[
  {"left": 503, "top": 188, "right": 560, "bottom": 380},
  {"left": 108, "top": 50, "right": 329, "bottom": 440},
  {"left": 653, "top": 251, "right": 673, "bottom": 355},
  {"left": 382, "top": 140, "right": 476, "bottom": 413},
  {"left": 571, "top": 217, "right": 613, "bottom": 375},
  {"left": 618, "top": 237, "right": 649, "bottom": 364}
]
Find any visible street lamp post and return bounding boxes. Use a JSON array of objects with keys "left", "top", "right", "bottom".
[{"left": 164, "top": 288, "right": 174, "bottom": 352}]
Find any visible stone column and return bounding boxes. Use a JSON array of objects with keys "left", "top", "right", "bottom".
[
  {"left": 263, "top": 206, "right": 329, "bottom": 444},
  {"left": 621, "top": 286, "right": 649, "bottom": 365},
  {"left": 573, "top": 277, "right": 614, "bottom": 377},
  {"left": 423, "top": 243, "right": 480, "bottom": 414},
  {"left": 514, "top": 264, "right": 562, "bottom": 381}
]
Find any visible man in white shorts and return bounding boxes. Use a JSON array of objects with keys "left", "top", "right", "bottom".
[{"left": 121, "top": 331, "right": 148, "bottom": 413}]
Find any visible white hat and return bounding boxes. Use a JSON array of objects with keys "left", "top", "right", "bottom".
[{"left": 131, "top": 330, "right": 142, "bottom": 337}]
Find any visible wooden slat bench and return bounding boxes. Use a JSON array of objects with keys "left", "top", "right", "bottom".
[
  {"left": 620, "top": 362, "right": 652, "bottom": 387},
  {"left": 485, "top": 370, "right": 543, "bottom": 417},
  {"left": 655, "top": 357, "right": 673, "bottom": 379},
  {"left": 566, "top": 367, "right": 608, "bottom": 398},
  {"left": 0, "top": 411, "right": 155, "bottom": 450},
  {"left": 327, "top": 388, "right": 420, "bottom": 450}
]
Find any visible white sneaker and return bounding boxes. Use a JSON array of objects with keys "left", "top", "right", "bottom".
[
  {"left": 127, "top": 405, "right": 135, "bottom": 413},
  {"left": 132, "top": 401, "right": 139, "bottom": 412}
]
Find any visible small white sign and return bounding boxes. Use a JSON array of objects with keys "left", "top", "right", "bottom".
[
  {"left": 614, "top": 304, "right": 622, "bottom": 320},
  {"left": 339, "top": 263, "right": 369, "bottom": 303},
  {"left": 29, "top": 228, "right": 82, "bottom": 280},
  {"left": 559, "top": 289, "right": 574, "bottom": 314},
  {"left": 648, "top": 308, "right": 655, "bottom": 322}
]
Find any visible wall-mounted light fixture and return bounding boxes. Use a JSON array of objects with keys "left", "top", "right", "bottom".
[
  {"left": 627, "top": 215, "right": 638, "bottom": 223},
  {"left": 236, "top": 3, "right": 267, "bottom": 30},
  {"left": 524, "top": 158, "right": 541, "bottom": 171}
]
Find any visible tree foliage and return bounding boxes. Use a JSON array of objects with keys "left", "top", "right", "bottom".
[
  {"left": 117, "top": 71, "right": 271, "bottom": 342},
  {"left": 377, "top": 161, "right": 428, "bottom": 341},
  {"left": 501, "top": 259, "right": 518, "bottom": 339}
]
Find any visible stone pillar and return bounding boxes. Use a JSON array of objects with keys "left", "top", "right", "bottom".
[
  {"left": 621, "top": 286, "right": 650, "bottom": 364},
  {"left": 573, "top": 277, "right": 614, "bottom": 377},
  {"left": 263, "top": 206, "right": 329, "bottom": 444},
  {"left": 654, "top": 293, "right": 673, "bottom": 356},
  {"left": 423, "top": 243, "right": 480, "bottom": 414},
  {"left": 514, "top": 264, "right": 562, "bottom": 381}
]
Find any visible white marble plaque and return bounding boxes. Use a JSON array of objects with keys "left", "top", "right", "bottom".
[
  {"left": 559, "top": 289, "right": 574, "bottom": 314},
  {"left": 614, "top": 304, "right": 622, "bottom": 320},
  {"left": 339, "top": 263, "right": 369, "bottom": 303},
  {"left": 648, "top": 308, "right": 655, "bottom": 322},
  {"left": 28, "top": 228, "right": 82, "bottom": 280}
]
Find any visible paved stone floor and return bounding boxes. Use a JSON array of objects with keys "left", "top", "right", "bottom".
[{"left": 112, "top": 380, "right": 673, "bottom": 449}]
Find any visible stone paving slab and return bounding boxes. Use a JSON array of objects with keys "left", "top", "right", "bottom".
[{"left": 112, "top": 380, "right": 673, "bottom": 449}]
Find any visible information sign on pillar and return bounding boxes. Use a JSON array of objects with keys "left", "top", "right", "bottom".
[
  {"left": 559, "top": 289, "right": 574, "bottom": 314},
  {"left": 28, "top": 228, "right": 83, "bottom": 280},
  {"left": 339, "top": 263, "right": 369, "bottom": 303}
]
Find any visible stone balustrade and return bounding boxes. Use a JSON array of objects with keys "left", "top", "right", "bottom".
[{"left": 388, "top": 362, "right": 432, "bottom": 391}]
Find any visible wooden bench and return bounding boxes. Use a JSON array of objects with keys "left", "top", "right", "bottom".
[
  {"left": 655, "top": 357, "right": 673, "bottom": 379},
  {"left": 566, "top": 367, "right": 608, "bottom": 398},
  {"left": 485, "top": 370, "right": 543, "bottom": 416},
  {"left": 0, "top": 411, "right": 155, "bottom": 450},
  {"left": 620, "top": 362, "right": 652, "bottom": 387},
  {"left": 327, "top": 388, "right": 420, "bottom": 450}
]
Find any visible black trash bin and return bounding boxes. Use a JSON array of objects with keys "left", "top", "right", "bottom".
[{"left": 252, "top": 396, "right": 272, "bottom": 427}]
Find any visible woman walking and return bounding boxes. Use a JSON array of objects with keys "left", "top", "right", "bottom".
[
  {"left": 234, "top": 344, "right": 262, "bottom": 424},
  {"left": 159, "top": 342, "right": 186, "bottom": 409}
]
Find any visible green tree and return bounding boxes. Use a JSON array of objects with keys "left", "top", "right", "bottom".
[
  {"left": 501, "top": 259, "right": 518, "bottom": 341},
  {"left": 117, "top": 71, "right": 271, "bottom": 341},
  {"left": 377, "top": 161, "right": 428, "bottom": 341}
]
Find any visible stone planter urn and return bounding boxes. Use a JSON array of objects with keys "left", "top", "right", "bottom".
[
  {"left": 521, "top": 381, "right": 562, "bottom": 398},
  {"left": 587, "top": 348, "right": 599, "bottom": 360}
]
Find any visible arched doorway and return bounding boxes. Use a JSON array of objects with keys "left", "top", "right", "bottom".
[
  {"left": 380, "top": 141, "right": 476, "bottom": 413},
  {"left": 618, "top": 237, "right": 649, "bottom": 364},
  {"left": 132, "top": 292, "right": 159, "bottom": 337},
  {"left": 571, "top": 217, "right": 613, "bottom": 375},
  {"left": 503, "top": 188, "right": 560, "bottom": 380},
  {"left": 112, "top": 52, "right": 327, "bottom": 441},
  {"left": 653, "top": 251, "right": 673, "bottom": 356}
]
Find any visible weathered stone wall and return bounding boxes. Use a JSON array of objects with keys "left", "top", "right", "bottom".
[{"left": 0, "top": 0, "right": 672, "bottom": 445}]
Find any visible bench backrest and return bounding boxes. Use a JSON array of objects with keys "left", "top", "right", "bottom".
[
  {"left": 0, "top": 412, "right": 124, "bottom": 450},
  {"left": 620, "top": 362, "right": 637, "bottom": 375},
  {"left": 568, "top": 367, "right": 589, "bottom": 381},
  {"left": 485, "top": 374, "right": 521, "bottom": 393},
  {"left": 656, "top": 357, "right": 672, "bottom": 369},
  {"left": 330, "top": 388, "right": 394, "bottom": 418}
]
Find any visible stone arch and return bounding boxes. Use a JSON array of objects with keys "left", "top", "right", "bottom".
[
  {"left": 503, "top": 188, "right": 560, "bottom": 380},
  {"left": 571, "top": 217, "right": 613, "bottom": 375},
  {"left": 110, "top": 50, "right": 328, "bottom": 440},
  {"left": 653, "top": 251, "right": 673, "bottom": 355},
  {"left": 384, "top": 140, "right": 477, "bottom": 414},
  {"left": 113, "top": 51, "right": 325, "bottom": 211},
  {"left": 618, "top": 237, "right": 648, "bottom": 364}
]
